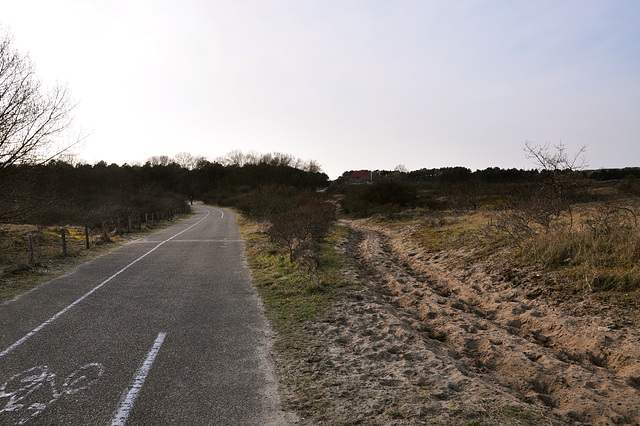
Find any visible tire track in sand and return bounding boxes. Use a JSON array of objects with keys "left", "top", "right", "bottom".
[{"left": 302, "top": 220, "right": 640, "bottom": 424}]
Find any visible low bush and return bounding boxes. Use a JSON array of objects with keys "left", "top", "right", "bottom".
[
  {"left": 267, "top": 201, "right": 336, "bottom": 262},
  {"left": 340, "top": 180, "right": 417, "bottom": 218}
]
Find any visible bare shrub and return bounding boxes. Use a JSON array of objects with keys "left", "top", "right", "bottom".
[
  {"left": 493, "top": 143, "right": 589, "bottom": 260},
  {"left": 584, "top": 202, "right": 637, "bottom": 237},
  {"left": 508, "top": 199, "right": 640, "bottom": 292},
  {"left": 267, "top": 201, "right": 336, "bottom": 262}
]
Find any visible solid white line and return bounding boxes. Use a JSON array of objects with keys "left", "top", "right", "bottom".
[
  {"left": 133, "top": 239, "right": 243, "bottom": 244},
  {"left": 110, "top": 332, "right": 167, "bottom": 426},
  {"left": 162, "top": 239, "right": 244, "bottom": 243},
  {"left": 0, "top": 208, "right": 212, "bottom": 359}
]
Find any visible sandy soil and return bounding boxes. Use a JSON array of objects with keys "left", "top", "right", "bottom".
[{"left": 287, "top": 219, "right": 640, "bottom": 425}]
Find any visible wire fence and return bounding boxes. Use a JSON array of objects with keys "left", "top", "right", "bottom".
[{"left": 25, "top": 203, "right": 192, "bottom": 264}]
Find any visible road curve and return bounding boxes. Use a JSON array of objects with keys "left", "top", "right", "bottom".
[{"left": 0, "top": 205, "right": 295, "bottom": 425}]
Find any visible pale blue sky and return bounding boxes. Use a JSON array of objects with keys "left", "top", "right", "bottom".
[{"left": 3, "top": 0, "right": 639, "bottom": 178}]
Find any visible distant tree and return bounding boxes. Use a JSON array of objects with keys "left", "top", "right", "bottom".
[
  {"left": 146, "top": 155, "right": 171, "bottom": 167},
  {"left": 174, "top": 152, "right": 204, "bottom": 170},
  {"left": 303, "top": 159, "right": 323, "bottom": 174},
  {"left": 439, "top": 167, "right": 472, "bottom": 184},
  {"left": 218, "top": 149, "right": 247, "bottom": 167}
]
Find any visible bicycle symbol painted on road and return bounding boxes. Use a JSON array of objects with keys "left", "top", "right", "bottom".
[{"left": 0, "top": 363, "right": 104, "bottom": 425}]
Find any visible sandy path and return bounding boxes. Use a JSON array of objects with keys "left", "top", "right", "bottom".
[{"left": 295, "top": 220, "right": 640, "bottom": 424}]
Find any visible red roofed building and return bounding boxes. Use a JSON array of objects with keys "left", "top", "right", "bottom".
[{"left": 349, "top": 171, "right": 373, "bottom": 185}]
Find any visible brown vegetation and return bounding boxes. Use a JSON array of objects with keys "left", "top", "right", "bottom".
[
  {"left": 242, "top": 147, "right": 640, "bottom": 424},
  {"left": 246, "top": 197, "right": 640, "bottom": 424}
]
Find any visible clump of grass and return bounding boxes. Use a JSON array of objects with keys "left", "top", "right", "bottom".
[
  {"left": 446, "top": 401, "right": 544, "bottom": 426},
  {"left": 589, "top": 268, "right": 640, "bottom": 293},
  {"left": 483, "top": 403, "right": 544, "bottom": 425},
  {"left": 502, "top": 202, "right": 640, "bottom": 298}
]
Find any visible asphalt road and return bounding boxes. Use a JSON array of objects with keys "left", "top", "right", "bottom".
[{"left": 0, "top": 205, "right": 295, "bottom": 425}]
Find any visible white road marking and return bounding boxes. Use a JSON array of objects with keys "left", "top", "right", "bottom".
[
  {"left": 163, "top": 239, "right": 244, "bottom": 243},
  {"left": 110, "top": 332, "right": 166, "bottom": 426},
  {"left": 0, "top": 363, "right": 104, "bottom": 425},
  {"left": 132, "top": 239, "right": 244, "bottom": 244},
  {"left": 0, "top": 209, "right": 212, "bottom": 359}
]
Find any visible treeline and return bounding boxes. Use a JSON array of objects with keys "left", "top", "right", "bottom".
[
  {"left": 0, "top": 161, "right": 187, "bottom": 225},
  {"left": 4, "top": 145, "right": 639, "bottom": 226},
  {"left": 336, "top": 166, "right": 640, "bottom": 186},
  {"left": 333, "top": 166, "right": 541, "bottom": 185},
  {"left": 332, "top": 165, "right": 640, "bottom": 218},
  {"left": 0, "top": 151, "right": 329, "bottom": 225}
]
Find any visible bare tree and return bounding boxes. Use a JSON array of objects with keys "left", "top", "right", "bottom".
[
  {"left": 146, "top": 155, "right": 171, "bottom": 166},
  {"left": 304, "top": 159, "right": 323, "bottom": 174},
  {"left": 524, "top": 141, "right": 587, "bottom": 203},
  {"left": 524, "top": 140, "right": 587, "bottom": 174},
  {"left": 0, "top": 30, "right": 76, "bottom": 173},
  {"left": 494, "top": 142, "right": 589, "bottom": 260},
  {"left": 218, "top": 149, "right": 247, "bottom": 167},
  {"left": 174, "top": 152, "right": 205, "bottom": 170},
  {"left": 0, "top": 28, "right": 79, "bottom": 223}
]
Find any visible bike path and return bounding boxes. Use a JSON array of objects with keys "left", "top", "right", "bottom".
[{"left": 0, "top": 205, "right": 293, "bottom": 425}]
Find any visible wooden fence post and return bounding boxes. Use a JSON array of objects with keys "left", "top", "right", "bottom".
[
  {"left": 85, "top": 224, "right": 90, "bottom": 249},
  {"left": 103, "top": 222, "right": 110, "bottom": 242},
  {"left": 61, "top": 228, "right": 67, "bottom": 256},
  {"left": 28, "top": 234, "right": 35, "bottom": 264}
]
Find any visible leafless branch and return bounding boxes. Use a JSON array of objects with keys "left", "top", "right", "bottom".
[{"left": 0, "top": 29, "right": 77, "bottom": 174}]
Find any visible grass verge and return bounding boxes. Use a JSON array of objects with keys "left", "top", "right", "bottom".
[
  {"left": 239, "top": 216, "right": 352, "bottom": 349},
  {"left": 238, "top": 215, "right": 356, "bottom": 418}
]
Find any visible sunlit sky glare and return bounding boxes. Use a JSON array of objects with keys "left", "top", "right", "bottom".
[{"left": 2, "top": 0, "right": 639, "bottom": 179}]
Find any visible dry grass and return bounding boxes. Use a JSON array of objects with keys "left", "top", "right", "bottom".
[
  {"left": 528, "top": 202, "right": 640, "bottom": 302},
  {"left": 360, "top": 199, "right": 640, "bottom": 307}
]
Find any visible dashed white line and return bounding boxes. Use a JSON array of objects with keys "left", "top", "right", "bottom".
[
  {"left": 110, "top": 332, "right": 167, "bottom": 426},
  {"left": 0, "top": 208, "right": 212, "bottom": 359}
]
